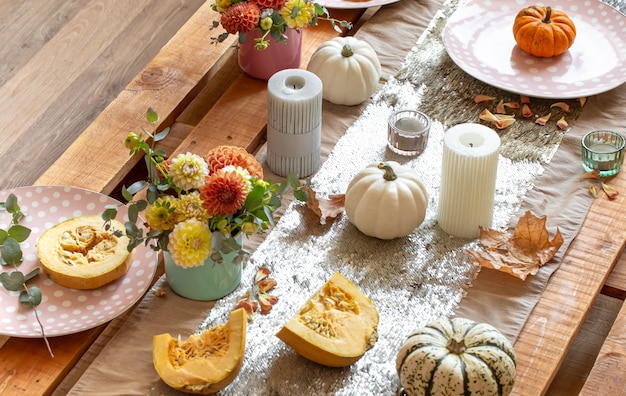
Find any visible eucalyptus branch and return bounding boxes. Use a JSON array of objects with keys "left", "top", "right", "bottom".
[{"left": 0, "top": 194, "right": 53, "bottom": 357}]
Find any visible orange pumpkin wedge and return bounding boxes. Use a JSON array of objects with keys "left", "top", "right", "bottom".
[
  {"left": 513, "top": 5, "right": 576, "bottom": 58},
  {"left": 276, "top": 272, "right": 379, "bottom": 367},
  {"left": 37, "top": 215, "right": 131, "bottom": 289},
  {"left": 153, "top": 308, "right": 247, "bottom": 394}
]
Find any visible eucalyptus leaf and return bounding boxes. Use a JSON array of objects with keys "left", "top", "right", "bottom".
[
  {"left": 154, "top": 127, "right": 170, "bottom": 142},
  {"left": 0, "top": 271, "right": 25, "bottom": 291},
  {"left": 8, "top": 224, "right": 31, "bottom": 243},
  {"left": 24, "top": 268, "right": 40, "bottom": 282},
  {"left": 127, "top": 180, "right": 147, "bottom": 196},
  {"left": 0, "top": 229, "right": 7, "bottom": 245},
  {"left": 4, "top": 193, "right": 19, "bottom": 214},
  {"left": 1, "top": 237, "right": 23, "bottom": 265},
  {"left": 19, "top": 287, "right": 42, "bottom": 306}
]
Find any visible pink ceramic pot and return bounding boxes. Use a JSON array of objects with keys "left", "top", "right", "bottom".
[{"left": 238, "top": 28, "right": 302, "bottom": 80}]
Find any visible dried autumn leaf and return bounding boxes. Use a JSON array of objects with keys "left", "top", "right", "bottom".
[
  {"left": 474, "top": 94, "right": 495, "bottom": 103},
  {"left": 303, "top": 186, "right": 345, "bottom": 225},
  {"left": 581, "top": 169, "right": 601, "bottom": 179},
  {"left": 465, "top": 211, "right": 563, "bottom": 280},
  {"left": 577, "top": 97, "right": 587, "bottom": 107},
  {"left": 235, "top": 290, "right": 259, "bottom": 322},
  {"left": 601, "top": 182, "right": 619, "bottom": 200},
  {"left": 254, "top": 266, "right": 271, "bottom": 283},
  {"left": 496, "top": 99, "right": 506, "bottom": 114},
  {"left": 550, "top": 102, "right": 570, "bottom": 112},
  {"left": 258, "top": 293, "right": 279, "bottom": 314},
  {"left": 556, "top": 116, "right": 568, "bottom": 130},
  {"left": 521, "top": 104, "right": 533, "bottom": 118},
  {"left": 535, "top": 113, "right": 551, "bottom": 126},
  {"left": 589, "top": 184, "right": 598, "bottom": 198},
  {"left": 520, "top": 95, "right": 531, "bottom": 104},
  {"left": 504, "top": 102, "right": 520, "bottom": 109},
  {"left": 479, "top": 108, "right": 499, "bottom": 122},
  {"left": 257, "top": 278, "right": 277, "bottom": 294}
]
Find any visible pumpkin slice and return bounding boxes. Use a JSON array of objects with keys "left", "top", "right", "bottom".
[
  {"left": 37, "top": 215, "right": 131, "bottom": 289},
  {"left": 153, "top": 308, "right": 247, "bottom": 394},
  {"left": 276, "top": 272, "right": 379, "bottom": 367}
]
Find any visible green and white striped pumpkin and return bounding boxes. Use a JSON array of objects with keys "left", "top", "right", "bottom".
[{"left": 396, "top": 317, "right": 516, "bottom": 396}]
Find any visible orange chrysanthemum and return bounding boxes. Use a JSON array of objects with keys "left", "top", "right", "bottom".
[
  {"left": 204, "top": 145, "right": 263, "bottom": 180},
  {"left": 199, "top": 170, "right": 249, "bottom": 216}
]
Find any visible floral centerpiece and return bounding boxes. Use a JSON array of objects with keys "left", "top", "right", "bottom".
[
  {"left": 104, "top": 108, "right": 305, "bottom": 300},
  {"left": 212, "top": 0, "right": 352, "bottom": 50}
]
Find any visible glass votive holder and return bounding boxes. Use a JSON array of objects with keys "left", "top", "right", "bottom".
[
  {"left": 581, "top": 130, "right": 625, "bottom": 177},
  {"left": 387, "top": 109, "right": 431, "bottom": 156}
]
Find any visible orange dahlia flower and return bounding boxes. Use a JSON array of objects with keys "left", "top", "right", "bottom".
[
  {"left": 204, "top": 145, "right": 263, "bottom": 180},
  {"left": 200, "top": 169, "right": 249, "bottom": 216}
]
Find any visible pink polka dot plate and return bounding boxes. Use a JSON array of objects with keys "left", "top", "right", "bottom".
[
  {"left": 443, "top": 0, "right": 626, "bottom": 99},
  {"left": 0, "top": 186, "right": 157, "bottom": 338}
]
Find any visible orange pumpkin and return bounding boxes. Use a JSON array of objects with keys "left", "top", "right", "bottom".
[{"left": 513, "top": 5, "right": 576, "bottom": 58}]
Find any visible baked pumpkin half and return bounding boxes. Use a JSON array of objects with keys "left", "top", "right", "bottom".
[
  {"left": 276, "top": 272, "right": 379, "bottom": 367},
  {"left": 37, "top": 215, "right": 131, "bottom": 289},
  {"left": 153, "top": 308, "right": 247, "bottom": 394}
]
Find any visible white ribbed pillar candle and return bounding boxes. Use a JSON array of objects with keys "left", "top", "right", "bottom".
[
  {"left": 438, "top": 123, "right": 501, "bottom": 238},
  {"left": 266, "top": 69, "right": 322, "bottom": 178}
]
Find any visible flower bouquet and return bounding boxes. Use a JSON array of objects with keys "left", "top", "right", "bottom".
[
  {"left": 212, "top": 0, "right": 352, "bottom": 50},
  {"left": 103, "top": 108, "right": 305, "bottom": 299}
]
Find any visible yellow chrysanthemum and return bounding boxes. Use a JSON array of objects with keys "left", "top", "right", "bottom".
[
  {"left": 177, "top": 191, "right": 209, "bottom": 223},
  {"left": 145, "top": 196, "right": 178, "bottom": 231},
  {"left": 280, "top": 0, "right": 315, "bottom": 29},
  {"left": 169, "top": 152, "right": 209, "bottom": 191},
  {"left": 168, "top": 218, "right": 212, "bottom": 268}
]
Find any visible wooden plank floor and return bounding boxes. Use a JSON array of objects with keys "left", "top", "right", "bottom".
[
  {"left": 0, "top": 1, "right": 623, "bottom": 394},
  {"left": 0, "top": 0, "right": 205, "bottom": 190}
]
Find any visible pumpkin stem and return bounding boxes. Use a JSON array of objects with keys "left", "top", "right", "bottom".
[
  {"left": 446, "top": 337, "right": 467, "bottom": 354},
  {"left": 341, "top": 44, "right": 354, "bottom": 58},
  {"left": 542, "top": 6, "right": 553, "bottom": 23},
  {"left": 377, "top": 162, "right": 397, "bottom": 181}
]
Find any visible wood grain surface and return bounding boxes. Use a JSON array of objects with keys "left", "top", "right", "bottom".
[{"left": 0, "top": 0, "right": 205, "bottom": 190}]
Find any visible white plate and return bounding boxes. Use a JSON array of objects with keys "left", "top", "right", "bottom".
[
  {"left": 319, "top": 0, "right": 398, "bottom": 9},
  {"left": 0, "top": 186, "right": 157, "bottom": 338},
  {"left": 443, "top": 0, "right": 626, "bottom": 99}
]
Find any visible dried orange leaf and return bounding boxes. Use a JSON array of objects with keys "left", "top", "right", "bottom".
[
  {"left": 504, "top": 102, "right": 520, "bottom": 109},
  {"left": 550, "top": 102, "right": 570, "bottom": 112},
  {"left": 494, "top": 117, "right": 516, "bottom": 129},
  {"left": 520, "top": 95, "right": 531, "bottom": 104},
  {"left": 535, "top": 113, "right": 551, "bottom": 126},
  {"left": 258, "top": 293, "right": 279, "bottom": 314},
  {"left": 601, "top": 182, "right": 619, "bottom": 200},
  {"left": 254, "top": 266, "right": 271, "bottom": 283},
  {"left": 257, "top": 278, "right": 277, "bottom": 294},
  {"left": 152, "top": 288, "right": 166, "bottom": 297},
  {"left": 577, "top": 97, "right": 587, "bottom": 107},
  {"left": 474, "top": 94, "right": 496, "bottom": 103},
  {"left": 479, "top": 108, "right": 499, "bottom": 122},
  {"left": 581, "top": 169, "right": 601, "bottom": 179},
  {"left": 465, "top": 211, "right": 563, "bottom": 280},
  {"left": 556, "top": 116, "right": 568, "bottom": 130},
  {"left": 235, "top": 291, "right": 259, "bottom": 322},
  {"left": 304, "top": 186, "right": 345, "bottom": 225},
  {"left": 496, "top": 99, "right": 506, "bottom": 114},
  {"left": 589, "top": 185, "right": 598, "bottom": 198},
  {"left": 521, "top": 104, "right": 533, "bottom": 118}
]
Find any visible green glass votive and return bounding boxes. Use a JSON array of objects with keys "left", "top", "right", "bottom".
[{"left": 582, "top": 130, "right": 625, "bottom": 177}]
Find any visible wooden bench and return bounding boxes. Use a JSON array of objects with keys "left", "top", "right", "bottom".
[{"left": 580, "top": 297, "right": 626, "bottom": 395}]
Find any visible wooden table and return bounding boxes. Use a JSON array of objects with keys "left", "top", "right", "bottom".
[{"left": 1, "top": 1, "right": 625, "bottom": 395}]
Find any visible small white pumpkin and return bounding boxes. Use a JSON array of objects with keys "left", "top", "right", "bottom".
[
  {"left": 344, "top": 162, "right": 428, "bottom": 240},
  {"left": 307, "top": 36, "right": 381, "bottom": 106},
  {"left": 396, "top": 317, "right": 517, "bottom": 396}
]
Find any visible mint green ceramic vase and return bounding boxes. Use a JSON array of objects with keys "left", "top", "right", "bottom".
[{"left": 163, "top": 233, "right": 243, "bottom": 301}]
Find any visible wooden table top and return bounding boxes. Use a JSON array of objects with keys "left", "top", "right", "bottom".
[{"left": 1, "top": 1, "right": 625, "bottom": 395}]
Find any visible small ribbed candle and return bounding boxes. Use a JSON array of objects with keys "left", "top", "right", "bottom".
[
  {"left": 267, "top": 69, "right": 322, "bottom": 177},
  {"left": 438, "top": 123, "right": 501, "bottom": 238}
]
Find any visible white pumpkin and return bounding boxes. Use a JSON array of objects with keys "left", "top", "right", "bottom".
[
  {"left": 344, "top": 162, "right": 428, "bottom": 239},
  {"left": 307, "top": 36, "right": 381, "bottom": 106},
  {"left": 396, "top": 317, "right": 517, "bottom": 396}
]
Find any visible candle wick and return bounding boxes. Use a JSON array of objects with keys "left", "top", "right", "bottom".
[
  {"left": 293, "top": 85, "right": 297, "bottom": 89},
  {"left": 469, "top": 143, "right": 474, "bottom": 147}
]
